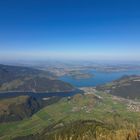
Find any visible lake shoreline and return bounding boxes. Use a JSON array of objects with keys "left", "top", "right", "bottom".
[{"left": 0, "top": 89, "right": 83, "bottom": 100}]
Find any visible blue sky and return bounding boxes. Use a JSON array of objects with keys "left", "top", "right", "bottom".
[{"left": 0, "top": 0, "right": 140, "bottom": 61}]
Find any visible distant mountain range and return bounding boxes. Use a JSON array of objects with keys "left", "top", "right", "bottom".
[{"left": 0, "top": 64, "right": 74, "bottom": 93}]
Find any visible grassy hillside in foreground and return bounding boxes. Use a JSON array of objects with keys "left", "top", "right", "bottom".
[
  {"left": 13, "top": 120, "right": 140, "bottom": 140},
  {"left": 0, "top": 90, "right": 140, "bottom": 140}
]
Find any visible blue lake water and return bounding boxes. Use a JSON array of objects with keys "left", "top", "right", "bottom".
[
  {"left": 60, "top": 70, "right": 140, "bottom": 87},
  {"left": 0, "top": 89, "right": 83, "bottom": 99},
  {"left": 1, "top": 70, "right": 140, "bottom": 99}
]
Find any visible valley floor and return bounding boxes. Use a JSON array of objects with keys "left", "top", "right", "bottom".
[{"left": 0, "top": 87, "right": 140, "bottom": 140}]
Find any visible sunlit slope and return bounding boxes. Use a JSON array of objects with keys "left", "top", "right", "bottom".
[
  {"left": 14, "top": 120, "right": 140, "bottom": 140},
  {"left": 0, "top": 96, "right": 42, "bottom": 122},
  {"left": 0, "top": 91, "right": 140, "bottom": 140}
]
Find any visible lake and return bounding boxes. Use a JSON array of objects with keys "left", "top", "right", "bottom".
[
  {"left": 0, "top": 89, "right": 83, "bottom": 99},
  {"left": 59, "top": 70, "right": 140, "bottom": 87},
  {"left": 1, "top": 70, "right": 140, "bottom": 99}
]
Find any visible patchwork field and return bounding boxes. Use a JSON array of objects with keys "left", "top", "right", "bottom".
[{"left": 0, "top": 89, "right": 140, "bottom": 140}]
